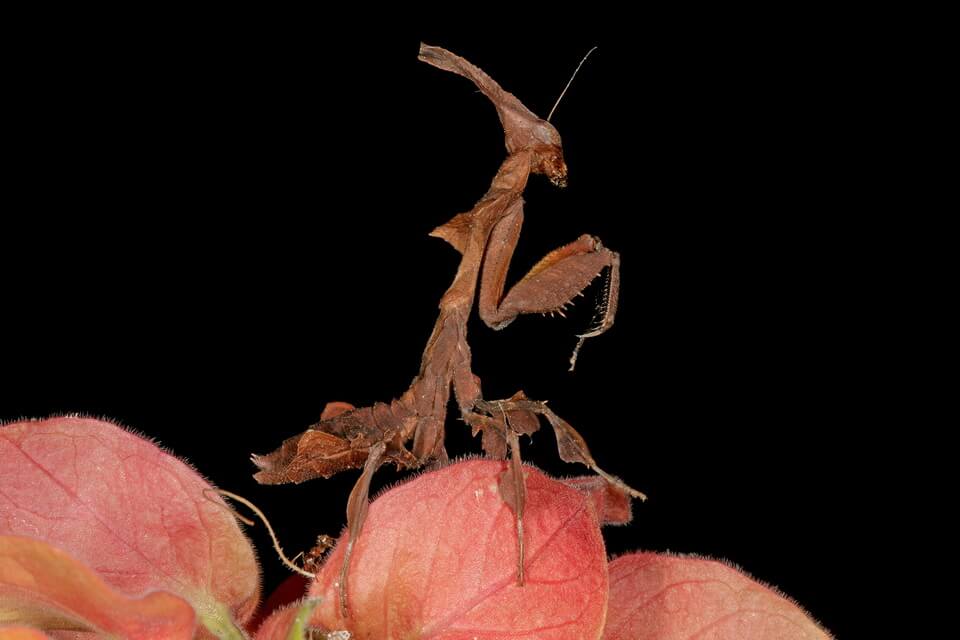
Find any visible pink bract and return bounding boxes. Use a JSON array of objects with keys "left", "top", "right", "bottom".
[
  {"left": 309, "top": 459, "right": 609, "bottom": 639},
  {"left": 0, "top": 417, "right": 260, "bottom": 637},
  {"left": 602, "top": 552, "right": 832, "bottom": 639}
]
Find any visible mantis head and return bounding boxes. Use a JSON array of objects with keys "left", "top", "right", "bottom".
[
  {"left": 418, "top": 43, "right": 574, "bottom": 189},
  {"left": 528, "top": 122, "right": 568, "bottom": 188}
]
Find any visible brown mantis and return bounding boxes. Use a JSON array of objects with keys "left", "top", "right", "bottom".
[{"left": 252, "top": 43, "right": 645, "bottom": 616}]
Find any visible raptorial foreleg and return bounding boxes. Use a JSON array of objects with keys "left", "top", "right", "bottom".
[{"left": 477, "top": 206, "right": 620, "bottom": 370}]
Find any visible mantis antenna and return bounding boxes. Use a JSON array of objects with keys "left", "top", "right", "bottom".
[{"left": 547, "top": 46, "right": 598, "bottom": 122}]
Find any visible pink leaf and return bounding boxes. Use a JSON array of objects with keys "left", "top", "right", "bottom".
[
  {"left": 253, "top": 601, "right": 303, "bottom": 640},
  {"left": 310, "top": 460, "right": 607, "bottom": 640},
  {"left": 309, "top": 460, "right": 609, "bottom": 639},
  {"left": 254, "top": 599, "right": 323, "bottom": 640},
  {"left": 602, "top": 553, "right": 832, "bottom": 640},
  {"left": 0, "top": 626, "right": 53, "bottom": 639},
  {"left": 246, "top": 574, "right": 310, "bottom": 634},
  {"left": 0, "top": 417, "right": 260, "bottom": 632},
  {"left": 0, "top": 535, "right": 195, "bottom": 639}
]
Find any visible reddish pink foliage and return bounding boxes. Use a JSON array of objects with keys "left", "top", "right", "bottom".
[
  {"left": 0, "top": 536, "right": 195, "bottom": 639},
  {"left": 253, "top": 599, "right": 322, "bottom": 640},
  {"left": 246, "top": 574, "right": 309, "bottom": 633},
  {"left": 253, "top": 601, "right": 301, "bottom": 640},
  {"left": 0, "top": 627, "right": 53, "bottom": 639},
  {"left": 0, "top": 417, "right": 260, "bottom": 634},
  {"left": 308, "top": 460, "right": 609, "bottom": 639},
  {"left": 602, "top": 553, "right": 832, "bottom": 639},
  {"left": 0, "top": 417, "right": 831, "bottom": 639}
]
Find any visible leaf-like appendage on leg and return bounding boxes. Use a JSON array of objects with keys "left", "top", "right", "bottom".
[
  {"left": 463, "top": 411, "right": 508, "bottom": 460},
  {"left": 562, "top": 475, "right": 634, "bottom": 525},
  {"left": 477, "top": 397, "right": 647, "bottom": 502},
  {"left": 339, "top": 441, "right": 387, "bottom": 618},
  {"left": 498, "top": 428, "right": 527, "bottom": 586},
  {"left": 321, "top": 401, "right": 356, "bottom": 420},
  {"left": 411, "top": 415, "right": 445, "bottom": 462},
  {"left": 251, "top": 430, "right": 369, "bottom": 485},
  {"left": 503, "top": 390, "right": 540, "bottom": 436},
  {"left": 540, "top": 406, "right": 646, "bottom": 501}
]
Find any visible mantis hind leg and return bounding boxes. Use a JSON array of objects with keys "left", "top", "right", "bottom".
[{"left": 476, "top": 397, "right": 646, "bottom": 502}]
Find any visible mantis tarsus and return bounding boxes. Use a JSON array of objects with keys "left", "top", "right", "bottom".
[{"left": 252, "top": 43, "right": 645, "bottom": 616}]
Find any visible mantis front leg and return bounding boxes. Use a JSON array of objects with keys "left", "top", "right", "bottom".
[
  {"left": 467, "top": 208, "right": 623, "bottom": 586},
  {"left": 477, "top": 204, "right": 620, "bottom": 370}
]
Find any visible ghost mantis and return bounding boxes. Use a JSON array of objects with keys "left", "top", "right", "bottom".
[{"left": 252, "top": 43, "right": 645, "bottom": 616}]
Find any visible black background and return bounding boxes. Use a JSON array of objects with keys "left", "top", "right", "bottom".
[{"left": 2, "top": 14, "right": 867, "bottom": 637}]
